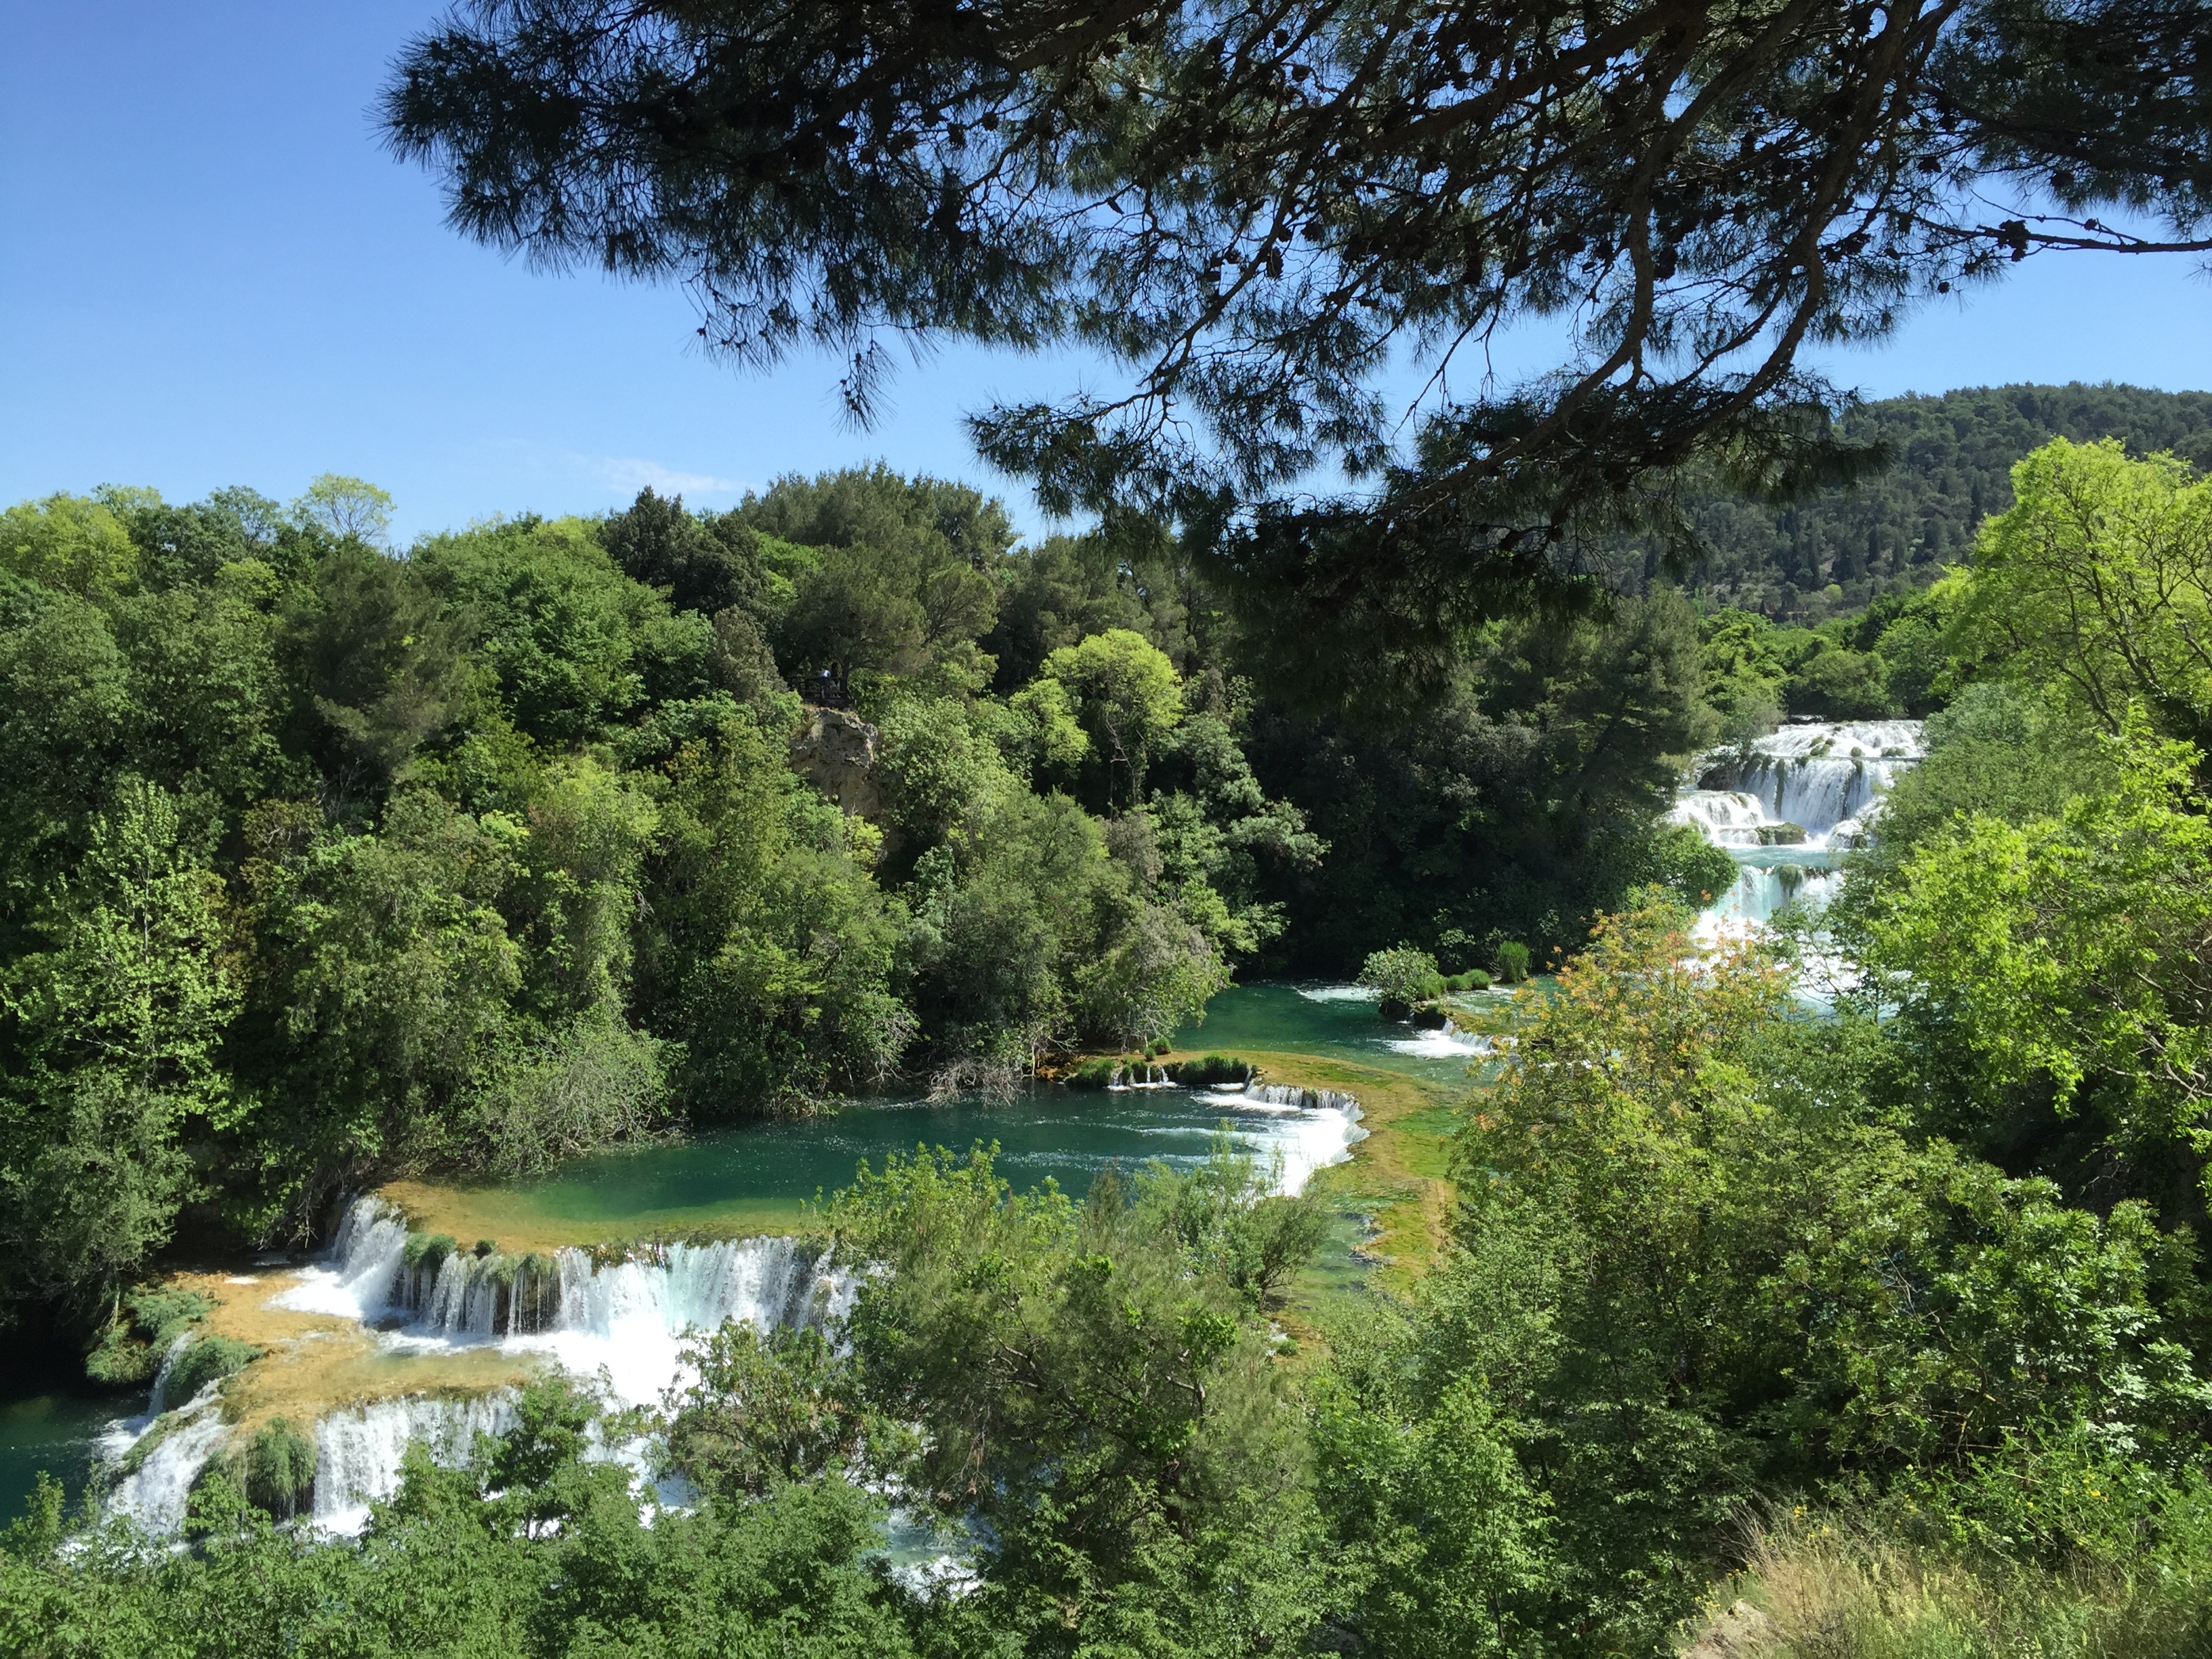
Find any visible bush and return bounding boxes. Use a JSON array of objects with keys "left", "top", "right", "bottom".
[
  {"left": 1359, "top": 945, "right": 1443, "bottom": 1008},
  {"left": 1168, "top": 1054, "right": 1254, "bottom": 1087},
  {"left": 237, "top": 1416, "right": 318, "bottom": 1518},
  {"left": 1443, "top": 969, "right": 1492, "bottom": 992},
  {"left": 1492, "top": 941, "right": 1532, "bottom": 983},
  {"left": 85, "top": 1285, "right": 217, "bottom": 1385},
  {"left": 1066, "top": 1057, "right": 1120, "bottom": 1090},
  {"left": 163, "top": 1334, "right": 261, "bottom": 1403}
]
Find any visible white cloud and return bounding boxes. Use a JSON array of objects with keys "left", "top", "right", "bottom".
[{"left": 579, "top": 454, "right": 749, "bottom": 501}]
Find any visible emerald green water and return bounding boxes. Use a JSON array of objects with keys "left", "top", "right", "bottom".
[
  {"left": 1174, "top": 980, "right": 1504, "bottom": 1084},
  {"left": 447, "top": 980, "right": 1477, "bottom": 1239},
  {"left": 489, "top": 1080, "right": 1352, "bottom": 1235},
  {"left": 0, "top": 1392, "right": 118, "bottom": 1523}
]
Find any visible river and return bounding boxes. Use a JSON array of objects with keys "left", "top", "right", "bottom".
[{"left": 1, "top": 979, "right": 1477, "bottom": 1529}]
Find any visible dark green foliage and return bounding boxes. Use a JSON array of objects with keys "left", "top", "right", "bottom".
[
  {"left": 665, "top": 1323, "right": 890, "bottom": 1499},
  {"left": 737, "top": 466, "right": 1008, "bottom": 693},
  {"left": 280, "top": 542, "right": 469, "bottom": 795},
  {"left": 1641, "top": 385, "right": 2212, "bottom": 620},
  {"left": 386, "top": 3, "right": 2212, "bottom": 689},
  {"left": 600, "top": 486, "right": 772, "bottom": 620},
  {"left": 1166, "top": 1053, "right": 1254, "bottom": 1087},
  {"left": 1248, "top": 592, "right": 1719, "bottom": 968},
  {"left": 1063, "top": 1056, "right": 1120, "bottom": 1090}
]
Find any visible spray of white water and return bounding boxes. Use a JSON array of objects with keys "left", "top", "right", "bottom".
[
  {"left": 1194, "top": 1086, "right": 1367, "bottom": 1193},
  {"left": 1683, "top": 719, "right": 1925, "bottom": 848},
  {"left": 105, "top": 1401, "right": 231, "bottom": 1534},
  {"left": 102, "top": 1210, "right": 855, "bottom": 1536},
  {"left": 312, "top": 1393, "right": 518, "bottom": 1534}
]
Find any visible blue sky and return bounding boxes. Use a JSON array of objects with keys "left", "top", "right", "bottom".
[{"left": 6, "top": 3, "right": 2212, "bottom": 544}]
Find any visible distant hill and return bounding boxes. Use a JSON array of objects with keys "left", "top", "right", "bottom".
[{"left": 1637, "top": 383, "right": 2212, "bottom": 619}]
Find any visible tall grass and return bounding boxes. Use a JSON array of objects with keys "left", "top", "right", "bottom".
[{"left": 1710, "top": 1513, "right": 2212, "bottom": 1658}]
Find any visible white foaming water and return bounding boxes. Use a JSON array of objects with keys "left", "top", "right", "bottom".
[
  {"left": 1385, "top": 1027, "right": 1493, "bottom": 1061},
  {"left": 313, "top": 1393, "right": 517, "bottom": 1534},
  {"left": 106, "top": 1402, "right": 231, "bottom": 1534},
  {"left": 1296, "top": 985, "right": 1379, "bottom": 1003},
  {"left": 1692, "top": 863, "right": 1849, "bottom": 946},
  {"left": 100, "top": 1204, "right": 855, "bottom": 1536},
  {"left": 1666, "top": 789, "right": 1776, "bottom": 847},
  {"left": 510, "top": 1235, "right": 853, "bottom": 1408},
  {"left": 1668, "top": 720, "right": 1925, "bottom": 966},
  {"left": 274, "top": 1198, "right": 410, "bottom": 1320},
  {"left": 1195, "top": 1086, "right": 1367, "bottom": 1193},
  {"left": 1693, "top": 720, "right": 1925, "bottom": 848}
]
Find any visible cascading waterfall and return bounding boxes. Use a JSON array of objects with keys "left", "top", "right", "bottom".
[
  {"left": 1193, "top": 1084, "right": 1367, "bottom": 1194},
  {"left": 105, "top": 1405, "right": 233, "bottom": 1536},
  {"left": 1687, "top": 718, "right": 1925, "bottom": 848},
  {"left": 312, "top": 1393, "right": 518, "bottom": 1534},
  {"left": 100, "top": 1204, "right": 856, "bottom": 1536},
  {"left": 1668, "top": 718, "right": 1923, "bottom": 953}
]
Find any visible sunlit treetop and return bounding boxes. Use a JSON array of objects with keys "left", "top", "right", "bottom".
[{"left": 384, "top": 0, "right": 2212, "bottom": 710}]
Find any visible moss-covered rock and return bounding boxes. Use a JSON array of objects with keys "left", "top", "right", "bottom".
[
  {"left": 84, "top": 1286, "right": 218, "bottom": 1386},
  {"left": 163, "top": 1334, "right": 261, "bottom": 1404}
]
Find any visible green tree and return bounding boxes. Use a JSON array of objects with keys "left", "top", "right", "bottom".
[
  {"left": 1959, "top": 437, "right": 2212, "bottom": 746},
  {"left": 636, "top": 701, "right": 914, "bottom": 1111},
  {"left": 413, "top": 515, "right": 697, "bottom": 744},
  {"left": 1036, "top": 628, "right": 1184, "bottom": 812},
  {"left": 0, "top": 779, "right": 237, "bottom": 1315},
  {"left": 387, "top": 3, "right": 2212, "bottom": 680},
  {"left": 280, "top": 543, "right": 471, "bottom": 794},
  {"left": 0, "top": 588, "right": 131, "bottom": 942},
  {"left": 1845, "top": 716, "right": 2212, "bottom": 1187},
  {"left": 289, "top": 474, "right": 394, "bottom": 544},
  {"left": 741, "top": 466, "right": 1008, "bottom": 692},
  {"left": 827, "top": 1146, "right": 1328, "bottom": 1656},
  {"left": 231, "top": 790, "right": 526, "bottom": 1228},
  {"left": 0, "top": 494, "right": 139, "bottom": 598},
  {"left": 599, "top": 485, "right": 773, "bottom": 619}
]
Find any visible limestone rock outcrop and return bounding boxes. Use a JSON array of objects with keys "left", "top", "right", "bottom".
[{"left": 789, "top": 706, "right": 883, "bottom": 820}]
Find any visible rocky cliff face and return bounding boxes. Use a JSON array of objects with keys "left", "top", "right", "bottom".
[{"left": 789, "top": 707, "right": 884, "bottom": 821}]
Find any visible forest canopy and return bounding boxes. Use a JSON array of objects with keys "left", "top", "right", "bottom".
[{"left": 0, "top": 462, "right": 1736, "bottom": 1334}]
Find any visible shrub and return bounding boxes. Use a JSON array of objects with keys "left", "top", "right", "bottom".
[
  {"left": 84, "top": 1286, "right": 217, "bottom": 1385},
  {"left": 237, "top": 1416, "right": 318, "bottom": 1518},
  {"left": 1493, "top": 941, "right": 1532, "bottom": 983},
  {"left": 1067, "top": 1057, "right": 1120, "bottom": 1090},
  {"left": 1359, "top": 945, "right": 1443, "bottom": 1008},
  {"left": 403, "top": 1232, "right": 459, "bottom": 1273},
  {"left": 163, "top": 1334, "right": 261, "bottom": 1403},
  {"left": 1168, "top": 1054, "right": 1254, "bottom": 1087},
  {"left": 1443, "top": 969, "right": 1492, "bottom": 993}
]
